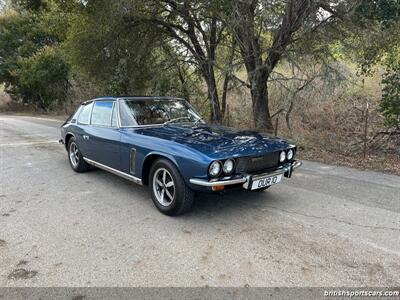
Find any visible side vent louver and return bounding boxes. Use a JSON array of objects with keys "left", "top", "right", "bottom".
[{"left": 130, "top": 148, "right": 136, "bottom": 175}]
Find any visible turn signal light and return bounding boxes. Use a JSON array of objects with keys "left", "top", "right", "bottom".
[{"left": 212, "top": 185, "right": 225, "bottom": 191}]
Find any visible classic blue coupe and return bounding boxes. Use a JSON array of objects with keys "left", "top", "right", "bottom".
[{"left": 60, "top": 97, "right": 302, "bottom": 216}]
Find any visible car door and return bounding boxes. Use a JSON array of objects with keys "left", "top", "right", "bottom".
[{"left": 85, "top": 100, "right": 121, "bottom": 170}]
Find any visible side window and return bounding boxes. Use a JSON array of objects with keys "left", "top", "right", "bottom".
[
  {"left": 91, "top": 101, "right": 114, "bottom": 127},
  {"left": 111, "top": 103, "right": 118, "bottom": 127},
  {"left": 78, "top": 102, "right": 94, "bottom": 125}
]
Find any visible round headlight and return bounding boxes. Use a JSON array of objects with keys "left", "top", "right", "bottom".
[
  {"left": 209, "top": 161, "right": 222, "bottom": 177},
  {"left": 287, "top": 149, "right": 294, "bottom": 160},
  {"left": 223, "top": 159, "right": 235, "bottom": 174},
  {"left": 279, "top": 151, "right": 286, "bottom": 163}
]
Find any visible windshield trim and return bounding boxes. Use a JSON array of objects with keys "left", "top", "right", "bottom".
[{"left": 117, "top": 98, "right": 203, "bottom": 128}]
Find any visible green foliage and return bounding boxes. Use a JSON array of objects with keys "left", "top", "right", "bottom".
[
  {"left": 355, "top": 0, "right": 400, "bottom": 25},
  {"left": 63, "top": 2, "right": 156, "bottom": 95},
  {"left": 350, "top": 0, "right": 400, "bottom": 69},
  {"left": 0, "top": 6, "right": 69, "bottom": 110},
  {"left": 18, "top": 46, "right": 69, "bottom": 110},
  {"left": 12, "top": 0, "right": 48, "bottom": 12},
  {"left": 62, "top": 0, "right": 199, "bottom": 98},
  {"left": 349, "top": 0, "right": 400, "bottom": 126},
  {"left": 381, "top": 58, "right": 400, "bottom": 127}
]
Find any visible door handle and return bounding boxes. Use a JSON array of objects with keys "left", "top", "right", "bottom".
[{"left": 83, "top": 135, "right": 90, "bottom": 140}]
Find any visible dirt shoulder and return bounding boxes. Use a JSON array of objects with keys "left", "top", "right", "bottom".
[{"left": 299, "top": 149, "right": 400, "bottom": 176}]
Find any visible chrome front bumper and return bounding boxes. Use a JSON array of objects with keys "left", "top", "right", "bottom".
[{"left": 189, "top": 160, "right": 302, "bottom": 188}]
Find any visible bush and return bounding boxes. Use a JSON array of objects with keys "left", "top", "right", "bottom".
[
  {"left": 0, "top": 9, "right": 69, "bottom": 111},
  {"left": 18, "top": 47, "right": 70, "bottom": 110},
  {"left": 381, "top": 63, "right": 400, "bottom": 127}
]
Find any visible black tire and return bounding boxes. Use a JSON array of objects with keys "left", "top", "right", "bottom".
[
  {"left": 67, "top": 137, "right": 90, "bottom": 173},
  {"left": 149, "top": 158, "right": 194, "bottom": 216},
  {"left": 251, "top": 186, "right": 270, "bottom": 192}
]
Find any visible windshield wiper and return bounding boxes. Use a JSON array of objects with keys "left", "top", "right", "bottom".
[
  {"left": 193, "top": 118, "right": 204, "bottom": 126},
  {"left": 163, "top": 117, "right": 204, "bottom": 127},
  {"left": 163, "top": 117, "right": 192, "bottom": 126}
]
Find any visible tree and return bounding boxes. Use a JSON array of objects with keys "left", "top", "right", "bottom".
[
  {"left": 228, "top": 0, "right": 360, "bottom": 131},
  {"left": 350, "top": 0, "right": 400, "bottom": 127},
  {"left": 0, "top": 3, "right": 70, "bottom": 110},
  {"left": 18, "top": 46, "right": 69, "bottom": 110},
  {"left": 136, "top": 0, "right": 228, "bottom": 122},
  {"left": 62, "top": 0, "right": 203, "bottom": 102},
  {"left": 381, "top": 61, "right": 400, "bottom": 127}
]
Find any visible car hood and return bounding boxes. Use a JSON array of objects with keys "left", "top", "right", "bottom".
[{"left": 133, "top": 124, "right": 294, "bottom": 159}]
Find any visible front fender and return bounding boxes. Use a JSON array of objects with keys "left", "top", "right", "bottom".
[
  {"left": 120, "top": 130, "right": 212, "bottom": 186},
  {"left": 144, "top": 150, "right": 180, "bottom": 171},
  {"left": 139, "top": 149, "right": 210, "bottom": 186}
]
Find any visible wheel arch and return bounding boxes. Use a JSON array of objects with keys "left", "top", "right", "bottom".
[
  {"left": 65, "top": 132, "right": 75, "bottom": 151},
  {"left": 141, "top": 152, "right": 180, "bottom": 186}
]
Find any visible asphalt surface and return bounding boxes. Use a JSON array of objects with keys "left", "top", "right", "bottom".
[{"left": 0, "top": 115, "right": 399, "bottom": 287}]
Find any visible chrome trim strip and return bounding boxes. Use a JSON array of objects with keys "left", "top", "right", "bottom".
[
  {"left": 83, "top": 157, "right": 142, "bottom": 185},
  {"left": 89, "top": 100, "right": 95, "bottom": 125},
  {"left": 117, "top": 98, "right": 122, "bottom": 128},
  {"left": 120, "top": 124, "right": 165, "bottom": 129},
  {"left": 292, "top": 160, "right": 302, "bottom": 169},
  {"left": 116, "top": 99, "right": 122, "bottom": 128},
  {"left": 189, "top": 177, "right": 247, "bottom": 187},
  {"left": 190, "top": 161, "right": 302, "bottom": 188}
]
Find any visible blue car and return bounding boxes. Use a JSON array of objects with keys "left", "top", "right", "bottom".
[{"left": 60, "top": 96, "right": 302, "bottom": 216}]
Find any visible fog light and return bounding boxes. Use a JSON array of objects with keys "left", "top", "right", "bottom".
[{"left": 279, "top": 151, "right": 286, "bottom": 163}]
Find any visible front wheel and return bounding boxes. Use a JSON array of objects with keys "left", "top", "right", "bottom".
[{"left": 149, "top": 159, "right": 194, "bottom": 216}]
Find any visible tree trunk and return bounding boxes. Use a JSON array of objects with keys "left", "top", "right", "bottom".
[
  {"left": 221, "top": 40, "right": 236, "bottom": 117},
  {"left": 202, "top": 64, "right": 222, "bottom": 123},
  {"left": 249, "top": 69, "right": 273, "bottom": 132},
  {"left": 177, "top": 65, "right": 190, "bottom": 101},
  {"left": 285, "top": 96, "right": 295, "bottom": 132},
  {"left": 206, "top": 77, "right": 222, "bottom": 123},
  {"left": 221, "top": 74, "right": 229, "bottom": 118}
]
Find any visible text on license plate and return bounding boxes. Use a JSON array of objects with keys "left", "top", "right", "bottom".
[{"left": 251, "top": 174, "right": 282, "bottom": 190}]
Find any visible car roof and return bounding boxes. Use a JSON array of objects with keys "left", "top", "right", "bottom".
[{"left": 82, "top": 96, "right": 185, "bottom": 105}]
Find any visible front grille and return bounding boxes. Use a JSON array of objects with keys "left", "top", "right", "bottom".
[{"left": 236, "top": 152, "right": 280, "bottom": 174}]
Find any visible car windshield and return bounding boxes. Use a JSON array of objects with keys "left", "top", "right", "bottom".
[{"left": 119, "top": 98, "right": 202, "bottom": 126}]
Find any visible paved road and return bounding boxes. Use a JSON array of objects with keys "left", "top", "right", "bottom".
[{"left": 0, "top": 115, "right": 399, "bottom": 287}]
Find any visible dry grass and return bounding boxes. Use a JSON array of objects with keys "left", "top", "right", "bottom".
[
  {"left": 224, "top": 62, "right": 400, "bottom": 175},
  {"left": 0, "top": 90, "right": 12, "bottom": 108},
  {"left": 299, "top": 149, "right": 400, "bottom": 175}
]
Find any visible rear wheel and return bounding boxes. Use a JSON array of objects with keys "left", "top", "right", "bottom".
[
  {"left": 149, "top": 158, "right": 194, "bottom": 216},
  {"left": 68, "top": 137, "right": 90, "bottom": 172}
]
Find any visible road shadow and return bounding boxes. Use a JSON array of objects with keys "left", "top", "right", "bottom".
[
  {"left": 78, "top": 165, "right": 292, "bottom": 222},
  {"left": 192, "top": 188, "right": 288, "bottom": 219}
]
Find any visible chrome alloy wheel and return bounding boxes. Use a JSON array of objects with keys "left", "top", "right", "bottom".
[
  {"left": 69, "top": 142, "right": 79, "bottom": 168},
  {"left": 153, "top": 168, "right": 175, "bottom": 206}
]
